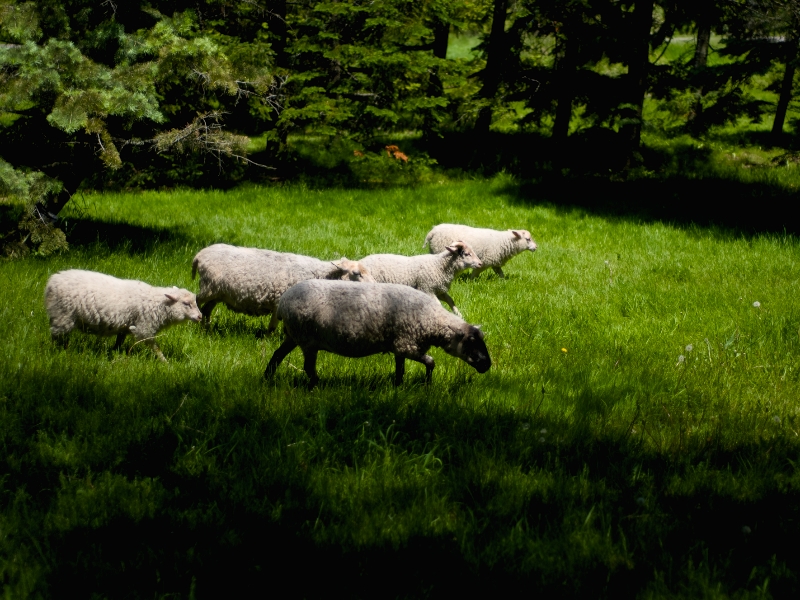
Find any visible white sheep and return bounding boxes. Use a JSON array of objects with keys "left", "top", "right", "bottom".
[
  {"left": 423, "top": 224, "right": 537, "bottom": 279},
  {"left": 265, "top": 280, "right": 491, "bottom": 388},
  {"left": 358, "top": 241, "right": 481, "bottom": 317},
  {"left": 191, "top": 243, "right": 375, "bottom": 332},
  {"left": 44, "top": 269, "right": 202, "bottom": 362}
]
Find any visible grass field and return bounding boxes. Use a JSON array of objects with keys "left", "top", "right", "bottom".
[{"left": 1, "top": 176, "right": 800, "bottom": 597}]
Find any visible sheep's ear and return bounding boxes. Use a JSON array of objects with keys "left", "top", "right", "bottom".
[
  {"left": 445, "top": 241, "right": 462, "bottom": 253},
  {"left": 511, "top": 230, "right": 523, "bottom": 239},
  {"left": 164, "top": 293, "right": 179, "bottom": 302},
  {"left": 331, "top": 260, "right": 343, "bottom": 270}
]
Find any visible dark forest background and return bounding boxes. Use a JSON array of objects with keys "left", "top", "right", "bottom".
[{"left": 2, "top": 0, "right": 799, "bottom": 253}]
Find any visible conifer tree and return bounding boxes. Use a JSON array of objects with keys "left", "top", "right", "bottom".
[{"left": 0, "top": 0, "right": 274, "bottom": 255}]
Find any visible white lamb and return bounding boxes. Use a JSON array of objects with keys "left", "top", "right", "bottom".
[
  {"left": 358, "top": 241, "right": 481, "bottom": 317},
  {"left": 423, "top": 224, "right": 537, "bottom": 279},
  {"left": 265, "top": 280, "right": 491, "bottom": 388},
  {"left": 191, "top": 243, "right": 375, "bottom": 332},
  {"left": 44, "top": 269, "right": 202, "bottom": 362}
]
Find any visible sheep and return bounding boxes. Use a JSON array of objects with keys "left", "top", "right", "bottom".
[
  {"left": 357, "top": 241, "right": 481, "bottom": 317},
  {"left": 44, "top": 269, "right": 202, "bottom": 362},
  {"left": 264, "top": 280, "right": 491, "bottom": 388},
  {"left": 423, "top": 224, "right": 538, "bottom": 279},
  {"left": 191, "top": 243, "right": 375, "bottom": 332}
]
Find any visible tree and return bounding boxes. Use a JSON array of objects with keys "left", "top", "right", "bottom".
[
  {"left": 682, "top": 0, "right": 799, "bottom": 140},
  {"left": 746, "top": 0, "right": 800, "bottom": 138},
  {"left": 0, "top": 1, "right": 275, "bottom": 255},
  {"left": 474, "top": 0, "right": 510, "bottom": 133},
  {"left": 685, "top": 0, "right": 724, "bottom": 129}
]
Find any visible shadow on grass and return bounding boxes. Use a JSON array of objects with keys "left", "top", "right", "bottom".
[
  {"left": 498, "top": 175, "right": 798, "bottom": 237},
  {"left": 426, "top": 131, "right": 798, "bottom": 236},
  {"left": 40, "top": 424, "right": 800, "bottom": 598},
  {"left": 2, "top": 363, "right": 797, "bottom": 596},
  {"left": 62, "top": 217, "right": 190, "bottom": 253},
  {"left": 706, "top": 129, "right": 800, "bottom": 151},
  {"left": 252, "top": 130, "right": 799, "bottom": 238}
]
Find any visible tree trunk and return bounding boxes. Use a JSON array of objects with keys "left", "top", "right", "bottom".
[
  {"left": 424, "top": 19, "right": 450, "bottom": 140},
  {"left": 620, "top": 0, "right": 655, "bottom": 168},
  {"left": 44, "top": 144, "right": 97, "bottom": 216},
  {"left": 552, "top": 34, "right": 574, "bottom": 144},
  {"left": 688, "top": 20, "right": 711, "bottom": 130},
  {"left": 271, "top": 0, "right": 289, "bottom": 69},
  {"left": 772, "top": 39, "right": 797, "bottom": 138},
  {"left": 428, "top": 18, "right": 449, "bottom": 97},
  {"left": 474, "top": 0, "right": 508, "bottom": 134},
  {"left": 432, "top": 19, "right": 449, "bottom": 60}
]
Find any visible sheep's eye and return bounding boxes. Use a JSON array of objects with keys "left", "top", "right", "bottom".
[{"left": 183, "top": 301, "right": 191, "bottom": 306}]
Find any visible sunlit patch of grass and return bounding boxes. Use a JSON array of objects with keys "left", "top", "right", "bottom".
[{"left": 1, "top": 177, "right": 800, "bottom": 595}]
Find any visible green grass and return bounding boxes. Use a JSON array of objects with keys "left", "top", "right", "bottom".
[{"left": 2, "top": 177, "right": 800, "bottom": 596}]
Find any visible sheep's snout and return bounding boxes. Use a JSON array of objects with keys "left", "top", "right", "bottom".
[
  {"left": 475, "top": 359, "right": 491, "bottom": 373},
  {"left": 459, "top": 328, "right": 491, "bottom": 373}
]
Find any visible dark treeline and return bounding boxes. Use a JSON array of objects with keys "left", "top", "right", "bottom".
[{"left": 1, "top": 0, "right": 799, "bottom": 250}]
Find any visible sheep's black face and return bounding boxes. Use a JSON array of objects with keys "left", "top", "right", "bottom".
[{"left": 460, "top": 327, "right": 491, "bottom": 373}]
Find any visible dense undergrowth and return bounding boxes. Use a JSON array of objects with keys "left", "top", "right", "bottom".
[{"left": 1, "top": 177, "right": 799, "bottom": 597}]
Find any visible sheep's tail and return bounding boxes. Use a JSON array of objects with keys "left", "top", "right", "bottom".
[
  {"left": 422, "top": 231, "right": 433, "bottom": 249},
  {"left": 191, "top": 256, "right": 199, "bottom": 280}
]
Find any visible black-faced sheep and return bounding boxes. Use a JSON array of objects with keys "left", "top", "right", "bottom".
[{"left": 264, "top": 280, "right": 491, "bottom": 389}]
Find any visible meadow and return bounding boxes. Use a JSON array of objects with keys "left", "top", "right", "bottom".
[{"left": 1, "top": 176, "right": 800, "bottom": 597}]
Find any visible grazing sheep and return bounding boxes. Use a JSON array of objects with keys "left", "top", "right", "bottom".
[
  {"left": 265, "top": 280, "right": 491, "bottom": 388},
  {"left": 44, "top": 269, "right": 202, "bottom": 362},
  {"left": 358, "top": 241, "right": 481, "bottom": 317},
  {"left": 423, "top": 224, "right": 537, "bottom": 279},
  {"left": 191, "top": 243, "right": 374, "bottom": 332}
]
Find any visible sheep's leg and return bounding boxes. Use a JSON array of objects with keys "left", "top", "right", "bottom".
[
  {"left": 492, "top": 266, "right": 506, "bottom": 278},
  {"left": 199, "top": 300, "right": 218, "bottom": 324},
  {"left": 302, "top": 348, "right": 320, "bottom": 390},
  {"left": 266, "top": 310, "right": 279, "bottom": 333},
  {"left": 50, "top": 318, "right": 73, "bottom": 348},
  {"left": 113, "top": 331, "right": 128, "bottom": 351},
  {"left": 394, "top": 355, "right": 406, "bottom": 386},
  {"left": 422, "top": 355, "right": 435, "bottom": 383},
  {"left": 147, "top": 340, "right": 168, "bottom": 363},
  {"left": 469, "top": 266, "right": 488, "bottom": 280},
  {"left": 51, "top": 333, "right": 70, "bottom": 349},
  {"left": 407, "top": 354, "right": 436, "bottom": 383},
  {"left": 436, "top": 291, "right": 462, "bottom": 318},
  {"left": 265, "top": 336, "right": 298, "bottom": 378}
]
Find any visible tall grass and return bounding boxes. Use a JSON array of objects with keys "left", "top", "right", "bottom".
[{"left": 1, "top": 177, "right": 799, "bottom": 597}]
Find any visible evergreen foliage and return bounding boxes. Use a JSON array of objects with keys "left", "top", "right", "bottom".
[
  {"left": 2, "top": 0, "right": 799, "bottom": 254},
  {"left": 0, "top": 0, "right": 276, "bottom": 255}
]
